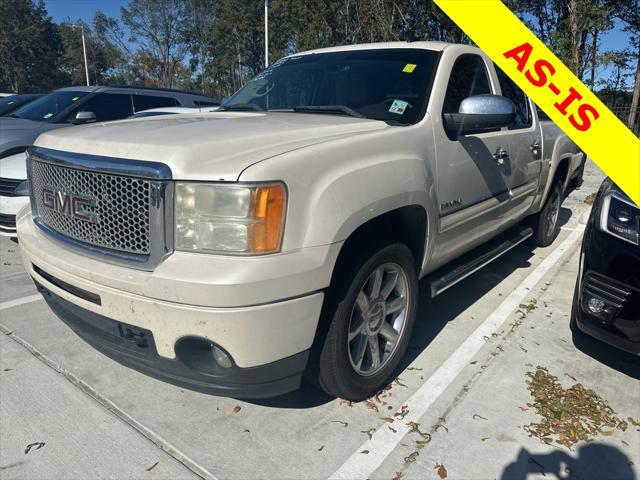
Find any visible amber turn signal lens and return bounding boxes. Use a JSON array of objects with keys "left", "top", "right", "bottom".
[{"left": 250, "top": 185, "right": 286, "bottom": 253}]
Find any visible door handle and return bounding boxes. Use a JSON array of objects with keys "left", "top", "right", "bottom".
[
  {"left": 530, "top": 141, "right": 541, "bottom": 153},
  {"left": 493, "top": 147, "right": 508, "bottom": 165}
]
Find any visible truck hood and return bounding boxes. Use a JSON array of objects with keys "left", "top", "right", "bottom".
[{"left": 34, "top": 112, "right": 388, "bottom": 180}]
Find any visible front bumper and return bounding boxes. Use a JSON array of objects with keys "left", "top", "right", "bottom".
[
  {"left": 573, "top": 221, "right": 640, "bottom": 355},
  {"left": 18, "top": 210, "right": 330, "bottom": 397},
  {"left": 35, "top": 281, "right": 310, "bottom": 397},
  {"left": 0, "top": 194, "right": 28, "bottom": 236}
]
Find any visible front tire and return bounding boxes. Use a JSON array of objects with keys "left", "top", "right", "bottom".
[{"left": 311, "top": 242, "right": 418, "bottom": 401}]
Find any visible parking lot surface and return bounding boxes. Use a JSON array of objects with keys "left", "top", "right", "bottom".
[{"left": 1, "top": 160, "right": 638, "bottom": 480}]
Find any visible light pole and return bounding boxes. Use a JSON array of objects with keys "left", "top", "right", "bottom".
[
  {"left": 77, "top": 23, "right": 90, "bottom": 86},
  {"left": 264, "top": 0, "right": 269, "bottom": 68}
]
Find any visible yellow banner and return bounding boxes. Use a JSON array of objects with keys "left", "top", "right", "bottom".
[{"left": 434, "top": 0, "right": 640, "bottom": 206}]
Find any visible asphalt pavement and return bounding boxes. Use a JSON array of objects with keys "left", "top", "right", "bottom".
[{"left": 1, "top": 160, "right": 638, "bottom": 480}]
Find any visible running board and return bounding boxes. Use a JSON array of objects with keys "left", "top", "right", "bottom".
[{"left": 426, "top": 226, "right": 533, "bottom": 298}]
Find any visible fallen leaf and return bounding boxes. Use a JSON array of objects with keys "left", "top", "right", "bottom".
[
  {"left": 361, "top": 428, "right": 376, "bottom": 440},
  {"left": 332, "top": 420, "right": 349, "bottom": 428},
  {"left": 393, "top": 472, "right": 403, "bottom": 480},
  {"left": 232, "top": 406, "right": 241, "bottom": 414},
  {"left": 394, "top": 405, "right": 409, "bottom": 420},
  {"left": 404, "top": 450, "right": 419, "bottom": 464},
  {"left": 360, "top": 450, "right": 369, "bottom": 454},
  {"left": 622, "top": 440, "right": 630, "bottom": 447},
  {"left": 24, "top": 442, "right": 45, "bottom": 455},
  {"left": 394, "top": 378, "right": 408, "bottom": 388},
  {"left": 627, "top": 417, "right": 640, "bottom": 427},
  {"left": 318, "top": 445, "right": 324, "bottom": 451},
  {"left": 481, "top": 437, "right": 489, "bottom": 442},
  {"left": 388, "top": 426, "right": 397, "bottom": 433},
  {"left": 435, "top": 463, "right": 448, "bottom": 479},
  {"left": 146, "top": 461, "right": 159, "bottom": 472},
  {"left": 381, "top": 417, "right": 395, "bottom": 423},
  {"left": 473, "top": 414, "right": 488, "bottom": 421}
]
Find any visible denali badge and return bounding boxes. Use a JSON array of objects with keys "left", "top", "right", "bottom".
[
  {"left": 440, "top": 198, "right": 462, "bottom": 212},
  {"left": 42, "top": 187, "right": 98, "bottom": 223}
]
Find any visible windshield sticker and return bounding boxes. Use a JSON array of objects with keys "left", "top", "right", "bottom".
[
  {"left": 43, "top": 113, "right": 53, "bottom": 119},
  {"left": 72, "top": 96, "right": 80, "bottom": 101},
  {"left": 389, "top": 99, "right": 409, "bottom": 115},
  {"left": 402, "top": 63, "right": 417, "bottom": 73}
]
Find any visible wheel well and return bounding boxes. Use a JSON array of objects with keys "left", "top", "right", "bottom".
[
  {"left": 335, "top": 205, "right": 427, "bottom": 274},
  {"left": 0, "top": 146, "right": 28, "bottom": 159},
  {"left": 554, "top": 157, "right": 570, "bottom": 188}
]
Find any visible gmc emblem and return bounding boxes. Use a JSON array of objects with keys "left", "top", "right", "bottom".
[{"left": 42, "top": 187, "right": 98, "bottom": 223}]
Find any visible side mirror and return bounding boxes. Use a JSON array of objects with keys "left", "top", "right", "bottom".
[
  {"left": 72, "top": 111, "right": 96, "bottom": 125},
  {"left": 443, "top": 95, "right": 515, "bottom": 135}
]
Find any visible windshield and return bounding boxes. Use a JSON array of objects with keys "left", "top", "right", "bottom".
[
  {"left": 10, "top": 90, "right": 89, "bottom": 122},
  {"left": 223, "top": 48, "right": 439, "bottom": 125}
]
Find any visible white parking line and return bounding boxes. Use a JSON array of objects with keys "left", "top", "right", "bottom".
[
  {"left": 0, "top": 294, "right": 42, "bottom": 311},
  {"left": 330, "top": 226, "right": 585, "bottom": 480}
]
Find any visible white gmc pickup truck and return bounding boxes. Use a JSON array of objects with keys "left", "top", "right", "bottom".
[{"left": 17, "top": 42, "right": 583, "bottom": 400}]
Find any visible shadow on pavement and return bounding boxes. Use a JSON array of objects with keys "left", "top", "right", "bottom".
[
  {"left": 572, "top": 330, "right": 640, "bottom": 380},
  {"left": 501, "top": 444, "right": 636, "bottom": 480}
]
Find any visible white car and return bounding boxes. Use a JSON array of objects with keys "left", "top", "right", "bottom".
[
  {"left": 0, "top": 152, "right": 28, "bottom": 236},
  {"left": 132, "top": 106, "right": 219, "bottom": 118}
]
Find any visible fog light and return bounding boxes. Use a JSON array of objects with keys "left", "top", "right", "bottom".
[
  {"left": 587, "top": 297, "right": 606, "bottom": 313},
  {"left": 211, "top": 345, "right": 233, "bottom": 369}
]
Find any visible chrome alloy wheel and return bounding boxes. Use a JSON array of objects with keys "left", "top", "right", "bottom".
[{"left": 347, "top": 263, "right": 410, "bottom": 376}]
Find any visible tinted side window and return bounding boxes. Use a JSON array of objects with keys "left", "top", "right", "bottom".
[
  {"left": 442, "top": 55, "right": 491, "bottom": 114},
  {"left": 495, "top": 66, "right": 532, "bottom": 129},
  {"left": 72, "top": 93, "right": 133, "bottom": 122},
  {"left": 132, "top": 95, "right": 179, "bottom": 113}
]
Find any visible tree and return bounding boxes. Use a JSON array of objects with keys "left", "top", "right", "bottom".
[
  {"left": 609, "top": 0, "right": 640, "bottom": 132},
  {"left": 120, "top": 0, "right": 190, "bottom": 88},
  {"left": 0, "top": 0, "right": 67, "bottom": 92}
]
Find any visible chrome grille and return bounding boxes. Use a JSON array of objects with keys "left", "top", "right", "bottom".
[{"left": 31, "top": 160, "right": 152, "bottom": 255}]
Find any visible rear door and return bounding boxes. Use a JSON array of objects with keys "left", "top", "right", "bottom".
[
  {"left": 494, "top": 66, "right": 542, "bottom": 208},
  {"left": 68, "top": 92, "right": 133, "bottom": 122}
]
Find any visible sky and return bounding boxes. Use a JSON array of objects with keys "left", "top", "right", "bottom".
[{"left": 44, "top": 0, "right": 633, "bottom": 87}]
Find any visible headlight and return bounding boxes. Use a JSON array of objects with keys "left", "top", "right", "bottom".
[
  {"left": 13, "top": 180, "right": 29, "bottom": 196},
  {"left": 599, "top": 192, "right": 639, "bottom": 245},
  {"left": 175, "top": 182, "right": 286, "bottom": 254}
]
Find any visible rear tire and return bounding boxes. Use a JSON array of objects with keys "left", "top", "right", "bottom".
[
  {"left": 532, "top": 179, "right": 563, "bottom": 247},
  {"left": 310, "top": 242, "right": 418, "bottom": 401}
]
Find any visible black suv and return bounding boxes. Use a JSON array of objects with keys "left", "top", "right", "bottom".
[
  {"left": 0, "top": 85, "right": 218, "bottom": 159},
  {"left": 572, "top": 177, "right": 640, "bottom": 355}
]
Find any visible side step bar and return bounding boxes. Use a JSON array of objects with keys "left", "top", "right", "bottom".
[{"left": 426, "top": 226, "right": 533, "bottom": 298}]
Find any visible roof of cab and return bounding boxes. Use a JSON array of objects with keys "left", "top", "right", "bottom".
[{"left": 295, "top": 41, "right": 455, "bottom": 57}]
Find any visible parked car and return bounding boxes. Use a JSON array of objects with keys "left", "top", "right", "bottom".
[
  {"left": 0, "top": 85, "right": 218, "bottom": 159},
  {"left": 571, "top": 177, "right": 639, "bottom": 354},
  {"left": 132, "top": 105, "right": 219, "bottom": 118},
  {"left": 0, "top": 152, "right": 27, "bottom": 236},
  {"left": 17, "top": 42, "right": 582, "bottom": 400},
  {"left": 0, "top": 94, "right": 43, "bottom": 117},
  {"left": 0, "top": 86, "right": 218, "bottom": 236}
]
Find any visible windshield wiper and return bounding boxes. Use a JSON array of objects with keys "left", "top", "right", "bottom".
[
  {"left": 293, "top": 105, "right": 364, "bottom": 119},
  {"left": 219, "top": 103, "right": 265, "bottom": 112}
]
